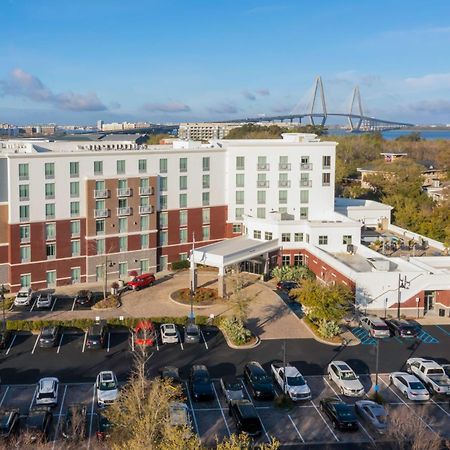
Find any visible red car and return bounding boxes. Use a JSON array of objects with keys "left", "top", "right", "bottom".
[
  {"left": 127, "top": 273, "right": 155, "bottom": 291},
  {"left": 133, "top": 320, "right": 157, "bottom": 347}
]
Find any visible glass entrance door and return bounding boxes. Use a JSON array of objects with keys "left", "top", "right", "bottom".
[{"left": 424, "top": 291, "right": 435, "bottom": 315}]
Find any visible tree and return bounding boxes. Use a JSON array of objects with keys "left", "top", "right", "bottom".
[
  {"left": 216, "top": 433, "right": 280, "bottom": 450},
  {"left": 271, "top": 265, "right": 315, "bottom": 283}
]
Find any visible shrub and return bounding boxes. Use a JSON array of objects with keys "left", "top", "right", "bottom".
[
  {"left": 176, "top": 287, "right": 218, "bottom": 303},
  {"left": 171, "top": 260, "right": 190, "bottom": 270},
  {"left": 317, "top": 319, "right": 341, "bottom": 338},
  {"left": 221, "top": 317, "right": 252, "bottom": 345},
  {"left": 271, "top": 265, "right": 315, "bottom": 283},
  {"left": 93, "top": 295, "right": 119, "bottom": 309}
]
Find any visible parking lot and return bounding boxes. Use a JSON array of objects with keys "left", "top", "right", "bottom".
[{"left": 10, "top": 293, "right": 100, "bottom": 313}]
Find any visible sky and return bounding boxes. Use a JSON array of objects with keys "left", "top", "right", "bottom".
[{"left": 1, "top": 0, "right": 450, "bottom": 126}]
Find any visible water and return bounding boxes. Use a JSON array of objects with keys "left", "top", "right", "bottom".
[{"left": 327, "top": 129, "right": 450, "bottom": 140}]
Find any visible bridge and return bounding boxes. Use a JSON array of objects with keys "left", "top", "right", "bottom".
[{"left": 223, "top": 76, "right": 414, "bottom": 133}]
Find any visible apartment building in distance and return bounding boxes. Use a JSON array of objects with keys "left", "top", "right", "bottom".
[{"left": 0, "top": 134, "right": 449, "bottom": 317}]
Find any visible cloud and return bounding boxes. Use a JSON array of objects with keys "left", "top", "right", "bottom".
[
  {"left": 0, "top": 68, "right": 107, "bottom": 111},
  {"left": 256, "top": 88, "right": 270, "bottom": 96},
  {"left": 404, "top": 73, "right": 450, "bottom": 89},
  {"left": 241, "top": 90, "right": 256, "bottom": 101},
  {"left": 207, "top": 103, "right": 239, "bottom": 114},
  {"left": 143, "top": 101, "right": 191, "bottom": 113},
  {"left": 408, "top": 99, "right": 450, "bottom": 114}
]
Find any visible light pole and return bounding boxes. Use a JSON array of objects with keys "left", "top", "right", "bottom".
[
  {"left": 189, "top": 233, "right": 196, "bottom": 322},
  {"left": 416, "top": 297, "right": 420, "bottom": 319},
  {"left": 374, "top": 338, "right": 380, "bottom": 396},
  {"left": 1, "top": 284, "right": 6, "bottom": 333},
  {"left": 384, "top": 298, "right": 388, "bottom": 319},
  {"left": 282, "top": 340, "right": 287, "bottom": 395},
  {"left": 396, "top": 275, "right": 410, "bottom": 320}
]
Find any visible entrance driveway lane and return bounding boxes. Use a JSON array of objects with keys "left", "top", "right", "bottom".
[{"left": 1, "top": 385, "right": 37, "bottom": 415}]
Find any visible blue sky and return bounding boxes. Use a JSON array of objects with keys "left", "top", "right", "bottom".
[{"left": 1, "top": 0, "right": 450, "bottom": 125}]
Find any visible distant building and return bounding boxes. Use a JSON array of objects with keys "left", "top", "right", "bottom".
[
  {"left": 97, "top": 120, "right": 103, "bottom": 131},
  {"left": 100, "top": 121, "right": 151, "bottom": 132}
]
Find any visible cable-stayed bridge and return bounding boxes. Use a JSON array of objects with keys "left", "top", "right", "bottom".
[{"left": 223, "top": 76, "right": 414, "bottom": 132}]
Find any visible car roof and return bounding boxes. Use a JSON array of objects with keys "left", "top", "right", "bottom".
[
  {"left": 162, "top": 323, "right": 176, "bottom": 329},
  {"left": 89, "top": 324, "right": 103, "bottom": 333},
  {"left": 236, "top": 401, "right": 257, "bottom": 417},
  {"left": 392, "top": 372, "right": 421, "bottom": 382},
  {"left": 39, "top": 377, "right": 58, "bottom": 392},
  {"left": 365, "top": 316, "right": 387, "bottom": 325},
  {"left": 356, "top": 400, "right": 385, "bottom": 411},
  {"left": 42, "top": 326, "right": 57, "bottom": 333},
  {"left": 186, "top": 322, "right": 199, "bottom": 329},
  {"left": 99, "top": 371, "right": 114, "bottom": 381},
  {"left": 284, "top": 366, "right": 302, "bottom": 377},
  {"left": 333, "top": 361, "right": 351, "bottom": 371},
  {"left": 192, "top": 364, "right": 208, "bottom": 372}
]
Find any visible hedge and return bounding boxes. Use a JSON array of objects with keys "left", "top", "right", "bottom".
[{"left": 171, "top": 260, "right": 190, "bottom": 270}]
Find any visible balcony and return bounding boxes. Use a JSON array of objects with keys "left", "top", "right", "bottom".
[
  {"left": 278, "top": 180, "right": 291, "bottom": 188},
  {"left": 139, "top": 205, "right": 153, "bottom": 214},
  {"left": 300, "top": 163, "right": 313, "bottom": 170},
  {"left": 279, "top": 163, "right": 291, "bottom": 171},
  {"left": 117, "top": 207, "right": 132, "bottom": 216},
  {"left": 20, "top": 237, "right": 30, "bottom": 244},
  {"left": 94, "top": 209, "right": 110, "bottom": 218},
  {"left": 19, "top": 196, "right": 29, "bottom": 202},
  {"left": 256, "top": 180, "right": 269, "bottom": 188},
  {"left": 19, "top": 175, "right": 29, "bottom": 181},
  {"left": 94, "top": 189, "right": 110, "bottom": 199},
  {"left": 139, "top": 186, "right": 153, "bottom": 195},
  {"left": 117, "top": 188, "right": 132, "bottom": 197},
  {"left": 323, "top": 165, "right": 331, "bottom": 170},
  {"left": 19, "top": 216, "right": 29, "bottom": 223},
  {"left": 300, "top": 180, "right": 312, "bottom": 187},
  {"left": 257, "top": 163, "right": 270, "bottom": 171}
]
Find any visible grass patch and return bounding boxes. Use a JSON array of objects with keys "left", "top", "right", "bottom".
[{"left": 303, "top": 316, "right": 343, "bottom": 344}]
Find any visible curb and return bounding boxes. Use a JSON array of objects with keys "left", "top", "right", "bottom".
[
  {"left": 167, "top": 293, "right": 217, "bottom": 309},
  {"left": 220, "top": 327, "right": 261, "bottom": 349}
]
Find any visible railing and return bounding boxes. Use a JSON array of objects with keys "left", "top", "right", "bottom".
[
  {"left": 19, "top": 216, "right": 29, "bottom": 223},
  {"left": 20, "top": 237, "right": 30, "bottom": 244},
  {"left": 94, "top": 189, "right": 110, "bottom": 199},
  {"left": 323, "top": 165, "right": 331, "bottom": 170},
  {"left": 45, "top": 173, "right": 54, "bottom": 180},
  {"left": 94, "top": 209, "right": 110, "bottom": 218},
  {"left": 279, "top": 163, "right": 291, "bottom": 171},
  {"left": 139, "top": 205, "right": 153, "bottom": 214},
  {"left": 257, "top": 163, "right": 270, "bottom": 171},
  {"left": 278, "top": 180, "right": 291, "bottom": 188},
  {"left": 300, "top": 180, "right": 312, "bottom": 187},
  {"left": 19, "top": 196, "right": 29, "bottom": 202},
  {"left": 117, "top": 188, "right": 132, "bottom": 197},
  {"left": 45, "top": 194, "right": 55, "bottom": 200},
  {"left": 256, "top": 180, "right": 269, "bottom": 188},
  {"left": 19, "top": 175, "right": 29, "bottom": 181},
  {"left": 117, "top": 207, "right": 132, "bottom": 216},
  {"left": 300, "top": 163, "right": 313, "bottom": 170},
  {"left": 139, "top": 186, "right": 153, "bottom": 195}
]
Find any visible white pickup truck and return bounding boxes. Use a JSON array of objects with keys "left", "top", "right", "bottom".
[
  {"left": 270, "top": 363, "right": 311, "bottom": 401},
  {"left": 406, "top": 358, "right": 450, "bottom": 396}
]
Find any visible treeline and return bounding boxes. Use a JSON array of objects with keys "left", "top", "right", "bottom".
[{"left": 225, "top": 123, "right": 326, "bottom": 139}]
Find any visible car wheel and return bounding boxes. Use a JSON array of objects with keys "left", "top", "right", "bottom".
[
  {"left": 135, "top": 286, "right": 140, "bottom": 291},
  {"left": 328, "top": 372, "right": 332, "bottom": 380},
  {"left": 403, "top": 390, "right": 409, "bottom": 399},
  {"left": 389, "top": 376, "right": 393, "bottom": 386}
]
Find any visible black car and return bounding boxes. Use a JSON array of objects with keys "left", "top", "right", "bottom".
[
  {"left": 24, "top": 407, "right": 53, "bottom": 442},
  {"left": 39, "top": 326, "right": 61, "bottom": 348},
  {"left": 229, "top": 400, "right": 262, "bottom": 437},
  {"left": 86, "top": 322, "right": 107, "bottom": 349},
  {"left": 244, "top": 361, "right": 275, "bottom": 400},
  {"left": 276, "top": 280, "right": 299, "bottom": 292},
  {"left": 96, "top": 411, "right": 112, "bottom": 440},
  {"left": 319, "top": 397, "right": 358, "bottom": 431},
  {"left": 0, "top": 409, "right": 20, "bottom": 440},
  {"left": 62, "top": 404, "right": 87, "bottom": 440},
  {"left": 385, "top": 319, "right": 418, "bottom": 338},
  {"left": 0, "top": 330, "right": 11, "bottom": 349},
  {"left": 189, "top": 365, "right": 214, "bottom": 401},
  {"left": 159, "top": 366, "right": 182, "bottom": 385},
  {"left": 75, "top": 290, "right": 93, "bottom": 307}
]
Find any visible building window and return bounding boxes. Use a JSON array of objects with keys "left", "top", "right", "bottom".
[
  {"left": 119, "top": 262, "right": 128, "bottom": 279},
  {"left": 46, "top": 270, "right": 56, "bottom": 288},
  {"left": 179, "top": 193, "right": 187, "bottom": 208},
  {"left": 265, "top": 231, "right": 273, "bottom": 240},
  {"left": 202, "top": 174, "right": 210, "bottom": 189},
  {"left": 159, "top": 212, "right": 168, "bottom": 229},
  {"left": 179, "top": 253, "right": 188, "bottom": 261},
  {"left": 305, "top": 234, "right": 310, "bottom": 243},
  {"left": 94, "top": 161, "right": 103, "bottom": 175},
  {"left": 159, "top": 177, "right": 167, "bottom": 192},
  {"left": 257, "top": 191, "right": 266, "bottom": 204},
  {"left": 95, "top": 180, "right": 105, "bottom": 191},
  {"left": 19, "top": 205, "right": 30, "bottom": 222},
  {"left": 318, "top": 235, "right": 328, "bottom": 245},
  {"left": 322, "top": 173, "right": 331, "bottom": 186},
  {"left": 20, "top": 274, "right": 31, "bottom": 288},
  {"left": 179, "top": 157, "right": 187, "bottom": 172},
  {"left": 70, "top": 162, "right": 79, "bottom": 178},
  {"left": 95, "top": 219, "right": 104, "bottom": 235},
  {"left": 279, "top": 155, "right": 290, "bottom": 170},
  {"left": 138, "top": 159, "right": 147, "bottom": 173},
  {"left": 20, "top": 224, "right": 30, "bottom": 243},
  {"left": 300, "top": 190, "right": 309, "bottom": 204},
  {"left": 140, "top": 259, "right": 149, "bottom": 274},
  {"left": 20, "top": 246, "right": 31, "bottom": 263},
  {"left": 323, "top": 155, "right": 331, "bottom": 169},
  {"left": 236, "top": 173, "right": 245, "bottom": 187},
  {"left": 45, "top": 203, "right": 55, "bottom": 220},
  {"left": 118, "top": 217, "right": 128, "bottom": 233},
  {"left": 96, "top": 265, "right": 104, "bottom": 282},
  {"left": 179, "top": 176, "right": 188, "bottom": 190},
  {"left": 294, "top": 232, "right": 303, "bottom": 242},
  {"left": 300, "top": 207, "right": 308, "bottom": 220},
  {"left": 179, "top": 228, "right": 188, "bottom": 243},
  {"left": 160, "top": 195, "right": 167, "bottom": 210},
  {"left": 202, "top": 208, "right": 210, "bottom": 224},
  {"left": 71, "top": 267, "right": 81, "bottom": 284},
  {"left": 257, "top": 173, "right": 268, "bottom": 187},
  {"left": 96, "top": 238, "right": 105, "bottom": 255},
  {"left": 202, "top": 192, "right": 210, "bottom": 206},
  {"left": 159, "top": 231, "right": 168, "bottom": 246},
  {"left": 141, "top": 214, "right": 150, "bottom": 231},
  {"left": 19, "top": 184, "right": 29, "bottom": 201},
  {"left": 235, "top": 208, "right": 244, "bottom": 220},
  {"left": 45, "top": 183, "right": 55, "bottom": 199},
  {"left": 70, "top": 182, "right": 80, "bottom": 198},
  {"left": 202, "top": 157, "right": 210, "bottom": 171},
  {"left": 294, "top": 254, "right": 304, "bottom": 266},
  {"left": 141, "top": 234, "right": 149, "bottom": 249},
  {"left": 281, "top": 233, "right": 291, "bottom": 242},
  {"left": 236, "top": 156, "right": 245, "bottom": 170},
  {"left": 253, "top": 230, "right": 261, "bottom": 239},
  {"left": 159, "top": 255, "right": 168, "bottom": 271},
  {"left": 117, "top": 160, "right": 125, "bottom": 175},
  {"left": 233, "top": 224, "right": 242, "bottom": 233},
  {"left": 343, "top": 235, "right": 352, "bottom": 245},
  {"left": 159, "top": 158, "right": 168, "bottom": 173},
  {"left": 18, "top": 163, "right": 29, "bottom": 180},
  {"left": 301, "top": 156, "right": 309, "bottom": 165},
  {"left": 257, "top": 156, "right": 268, "bottom": 170},
  {"left": 119, "top": 236, "right": 128, "bottom": 252},
  {"left": 236, "top": 191, "right": 244, "bottom": 205},
  {"left": 279, "top": 190, "right": 288, "bottom": 204},
  {"left": 179, "top": 210, "right": 188, "bottom": 226},
  {"left": 202, "top": 226, "right": 210, "bottom": 241},
  {"left": 71, "top": 240, "right": 80, "bottom": 257},
  {"left": 71, "top": 220, "right": 80, "bottom": 237},
  {"left": 257, "top": 208, "right": 266, "bottom": 219},
  {"left": 282, "top": 255, "right": 291, "bottom": 266},
  {"left": 45, "top": 162, "right": 55, "bottom": 179},
  {"left": 46, "top": 243, "right": 56, "bottom": 260},
  {"left": 45, "top": 223, "right": 56, "bottom": 241},
  {"left": 70, "top": 201, "right": 80, "bottom": 217}
]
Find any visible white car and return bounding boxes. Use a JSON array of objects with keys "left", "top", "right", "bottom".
[
  {"left": 389, "top": 372, "right": 430, "bottom": 401},
  {"left": 35, "top": 377, "right": 59, "bottom": 406},
  {"left": 36, "top": 293, "right": 53, "bottom": 309},
  {"left": 169, "top": 402, "right": 191, "bottom": 427},
  {"left": 13, "top": 287, "right": 33, "bottom": 307},
  {"left": 160, "top": 323, "right": 179, "bottom": 344},
  {"left": 271, "top": 363, "right": 311, "bottom": 401},
  {"left": 96, "top": 371, "right": 119, "bottom": 407},
  {"left": 327, "top": 361, "right": 365, "bottom": 397}
]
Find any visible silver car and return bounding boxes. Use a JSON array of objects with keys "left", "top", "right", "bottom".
[
  {"left": 219, "top": 376, "right": 245, "bottom": 404},
  {"left": 184, "top": 323, "right": 200, "bottom": 344},
  {"left": 355, "top": 400, "right": 388, "bottom": 434},
  {"left": 36, "top": 293, "right": 53, "bottom": 309},
  {"left": 327, "top": 361, "right": 365, "bottom": 397},
  {"left": 160, "top": 323, "right": 179, "bottom": 344}
]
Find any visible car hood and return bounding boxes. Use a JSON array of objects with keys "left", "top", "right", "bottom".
[
  {"left": 227, "top": 390, "right": 245, "bottom": 401},
  {"left": 98, "top": 389, "right": 119, "bottom": 401},
  {"left": 193, "top": 382, "right": 213, "bottom": 395},
  {"left": 288, "top": 385, "right": 311, "bottom": 395},
  {"left": 253, "top": 382, "right": 273, "bottom": 393},
  {"left": 341, "top": 379, "right": 364, "bottom": 391}
]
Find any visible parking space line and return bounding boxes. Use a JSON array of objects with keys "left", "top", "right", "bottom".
[
  {"left": 179, "top": 332, "right": 184, "bottom": 350},
  {"left": 29, "top": 386, "right": 38, "bottom": 411},
  {"left": 310, "top": 400, "right": 339, "bottom": 442},
  {"left": 57, "top": 334, "right": 64, "bottom": 354},
  {"left": 200, "top": 330, "right": 208, "bottom": 350},
  {"left": 212, "top": 383, "right": 230, "bottom": 436},
  {"left": 51, "top": 297, "right": 57, "bottom": 311},
  {"left": 435, "top": 325, "right": 450, "bottom": 336},
  {"left": 430, "top": 398, "right": 450, "bottom": 417},
  {"left": 31, "top": 333, "right": 40, "bottom": 354},
  {"left": 5, "top": 334, "right": 17, "bottom": 355},
  {"left": 29, "top": 298, "right": 36, "bottom": 312},
  {"left": 52, "top": 385, "right": 67, "bottom": 450},
  {"left": 82, "top": 331, "right": 87, "bottom": 353},
  {"left": 87, "top": 384, "right": 96, "bottom": 450},
  {"left": 71, "top": 297, "right": 77, "bottom": 311},
  {"left": 0, "top": 387, "right": 9, "bottom": 407},
  {"left": 155, "top": 334, "right": 159, "bottom": 351},
  {"left": 288, "top": 414, "right": 304, "bottom": 443},
  {"left": 107, "top": 333, "right": 111, "bottom": 353},
  {"left": 130, "top": 332, "right": 135, "bottom": 352},
  {"left": 184, "top": 381, "right": 199, "bottom": 436}
]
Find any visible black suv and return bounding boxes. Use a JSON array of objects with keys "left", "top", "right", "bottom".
[
  {"left": 244, "top": 361, "right": 275, "bottom": 400},
  {"left": 0, "top": 409, "right": 20, "bottom": 440},
  {"left": 385, "top": 319, "right": 418, "bottom": 338},
  {"left": 319, "top": 397, "right": 358, "bottom": 431},
  {"left": 189, "top": 365, "right": 214, "bottom": 401},
  {"left": 86, "top": 322, "right": 108, "bottom": 349},
  {"left": 39, "top": 326, "right": 61, "bottom": 348},
  {"left": 75, "top": 290, "right": 93, "bottom": 307},
  {"left": 24, "top": 407, "right": 53, "bottom": 442},
  {"left": 229, "top": 400, "right": 262, "bottom": 437}
]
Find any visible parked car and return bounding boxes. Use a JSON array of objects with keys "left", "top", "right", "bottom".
[
  {"left": 75, "top": 290, "right": 93, "bottom": 307},
  {"left": 160, "top": 323, "right": 179, "bottom": 344},
  {"left": 133, "top": 320, "right": 156, "bottom": 346},
  {"left": 13, "top": 287, "right": 33, "bottom": 307},
  {"left": 271, "top": 362, "right": 311, "bottom": 401},
  {"left": 86, "top": 322, "right": 108, "bottom": 349},
  {"left": 0, "top": 330, "right": 11, "bottom": 349},
  {"left": 127, "top": 273, "right": 155, "bottom": 291},
  {"left": 406, "top": 358, "right": 450, "bottom": 396},
  {"left": 0, "top": 408, "right": 20, "bottom": 440},
  {"left": 355, "top": 400, "right": 388, "bottom": 435},
  {"left": 159, "top": 366, "right": 182, "bottom": 385},
  {"left": 189, "top": 365, "right": 214, "bottom": 401},
  {"left": 24, "top": 407, "right": 53, "bottom": 442},
  {"left": 184, "top": 323, "right": 200, "bottom": 344},
  {"left": 220, "top": 376, "right": 245, "bottom": 404},
  {"left": 442, "top": 364, "right": 450, "bottom": 378},
  {"left": 359, "top": 316, "right": 390, "bottom": 338},
  {"left": 244, "top": 361, "right": 275, "bottom": 400},
  {"left": 96, "top": 371, "right": 119, "bottom": 407},
  {"left": 385, "top": 319, "right": 418, "bottom": 338},
  {"left": 36, "top": 293, "right": 53, "bottom": 309},
  {"left": 39, "top": 326, "right": 60, "bottom": 348},
  {"left": 96, "top": 411, "right": 112, "bottom": 440},
  {"left": 327, "top": 361, "right": 365, "bottom": 397},
  {"left": 61, "top": 404, "right": 87, "bottom": 440},
  {"left": 229, "top": 399, "right": 262, "bottom": 437},
  {"left": 169, "top": 402, "right": 191, "bottom": 428},
  {"left": 389, "top": 372, "right": 430, "bottom": 401},
  {"left": 276, "top": 281, "right": 299, "bottom": 296},
  {"left": 319, "top": 397, "right": 359, "bottom": 431},
  {"left": 36, "top": 377, "right": 59, "bottom": 406}
]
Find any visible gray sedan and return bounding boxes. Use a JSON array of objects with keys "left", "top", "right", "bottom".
[
  {"left": 219, "top": 376, "right": 245, "bottom": 404},
  {"left": 355, "top": 400, "right": 388, "bottom": 434}
]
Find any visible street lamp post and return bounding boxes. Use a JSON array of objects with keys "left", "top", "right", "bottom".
[
  {"left": 189, "top": 233, "right": 196, "bottom": 322},
  {"left": 416, "top": 297, "right": 420, "bottom": 319},
  {"left": 384, "top": 298, "right": 388, "bottom": 319},
  {"left": 396, "top": 275, "right": 410, "bottom": 320},
  {"left": 374, "top": 338, "right": 380, "bottom": 395},
  {"left": 1, "top": 284, "right": 6, "bottom": 333}
]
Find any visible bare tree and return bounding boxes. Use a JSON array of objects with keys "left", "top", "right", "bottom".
[{"left": 216, "top": 433, "right": 280, "bottom": 450}]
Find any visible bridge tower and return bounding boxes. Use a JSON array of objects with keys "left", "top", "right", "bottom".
[
  {"left": 348, "top": 86, "right": 363, "bottom": 132},
  {"left": 309, "top": 76, "right": 327, "bottom": 126}
]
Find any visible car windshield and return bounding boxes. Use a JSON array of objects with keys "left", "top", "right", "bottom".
[
  {"left": 341, "top": 371, "right": 357, "bottom": 381},
  {"left": 427, "top": 369, "right": 444, "bottom": 375},
  {"left": 38, "top": 392, "right": 54, "bottom": 399},
  {"left": 100, "top": 380, "right": 117, "bottom": 390},
  {"left": 89, "top": 334, "right": 101, "bottom": 340},
  {"left": 41, "top": 330, "right": 55, "bottom": 338},
  {"left": 226, "top": 382, "right": 242, "bottom": 391},
  {"left": 164, "top": 329, "right": 177, "bottom": 336},
  {"left": 17, "top": 292, "right": 27, "bottom": 298},
  {"left": 187, "top": 328, "right": 199, "bottom": 336},
  {"left": 409, "top": 382, "right": 425, "bottom": 390},
  {"left": 253, "top": 374, "right": 270, "bottom": 383},
  {"left": 287, "top": 376, "right": 306, "bottom": 386},
  {"left": 373, "top": 325, "right": 388, "bottom": 331}
]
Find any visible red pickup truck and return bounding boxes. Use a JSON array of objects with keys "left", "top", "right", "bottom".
[{"left": 127, "top": 273, "right": 155, "bottom": 291}]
